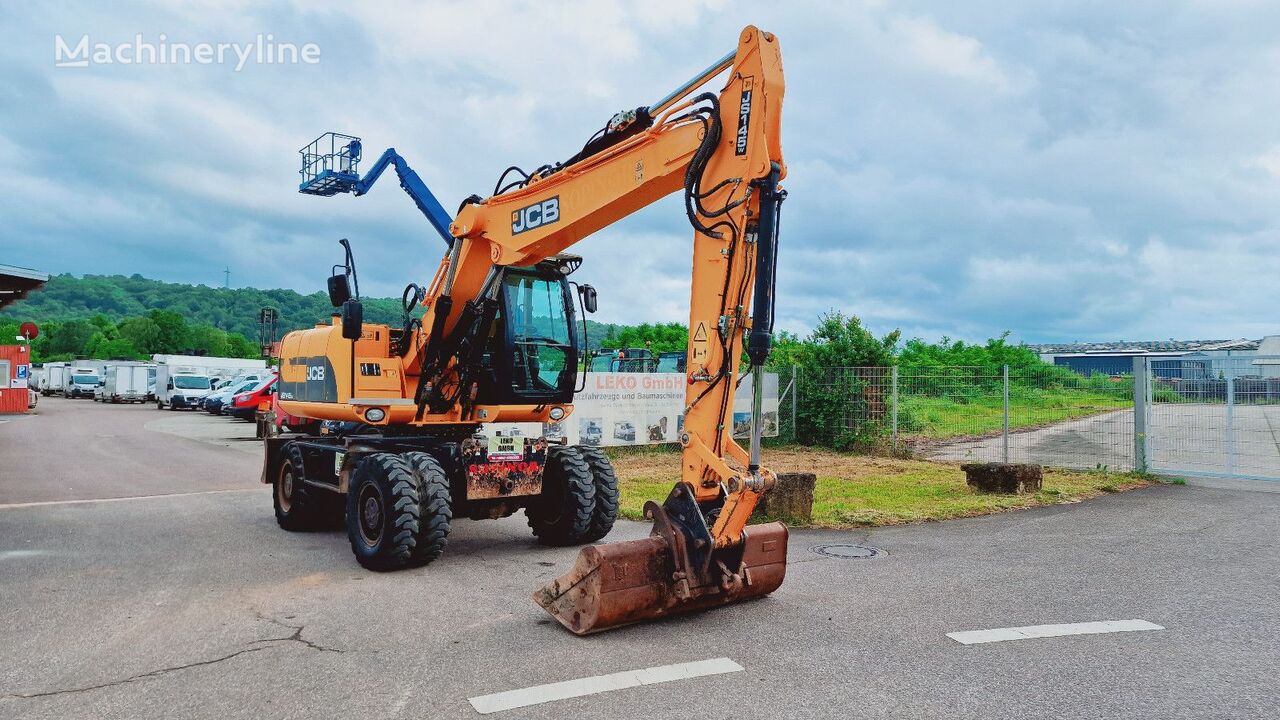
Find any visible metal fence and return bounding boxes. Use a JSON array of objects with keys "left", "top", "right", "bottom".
[
  {"left": 1143, "top": 356, "right": 1280, "bottom": 481},
  {"left": 794, "top": 359, "right": 1280, "bottom": 481}
]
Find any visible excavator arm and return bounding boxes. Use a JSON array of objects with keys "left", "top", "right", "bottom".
[{"left": 424, "top": 26, "right": 785, "bottom": 544}]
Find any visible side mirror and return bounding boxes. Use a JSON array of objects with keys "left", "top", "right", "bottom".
[
  {"left": 579, "top": 284, "right": 598, "bottom": 314},
  {"left": 167, "top": 380, "right": 174, "bottom": 389},
  {"left": 327, "top": 274, "right": 352, "bottom": 307},
  {"left": 341, "top": 299, "right": 364, "bottom": 340}
]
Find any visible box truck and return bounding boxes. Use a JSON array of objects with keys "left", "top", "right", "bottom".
[
  {"left": 41, "top": 362, "right": 68, "bottom": 396},
  {"left": 100, "top": 363, "right": 152, "bottom": 403}
]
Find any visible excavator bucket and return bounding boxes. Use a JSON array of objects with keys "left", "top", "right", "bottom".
[{"left": 534, "top": 494, "right": 788, "bottom": 635}]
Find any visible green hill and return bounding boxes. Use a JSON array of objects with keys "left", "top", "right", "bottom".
[
  {"left": 2, "top": 273, "right": 637, "bottom": 353},
  {"left": 2, "top": 273, "right": 406, "bottom": 338}
]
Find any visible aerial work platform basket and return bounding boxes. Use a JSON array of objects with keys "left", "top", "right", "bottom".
[{"left": 299, "top": 132, "right": 362, "bottom": 195}]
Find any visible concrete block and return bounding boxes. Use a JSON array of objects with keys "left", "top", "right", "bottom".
[
  {"left": 961, "top": 463, "right": 1042, "bottom": 494},
  {"left": 755, "top": 471, "right": 816, "bottom": 523}
]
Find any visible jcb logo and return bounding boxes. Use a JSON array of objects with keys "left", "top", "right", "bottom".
[
  {"left": 307, "top": 365, "right": 325, "bottom": 381},
  {"left": 511, "top": 196, "right": 560, "bottom": 235}
]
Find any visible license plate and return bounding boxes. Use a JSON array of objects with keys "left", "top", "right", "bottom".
[{"left": 334, "top": 451, "right": 345, "bottom": 476}]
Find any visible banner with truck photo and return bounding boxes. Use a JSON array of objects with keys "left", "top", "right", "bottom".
[{"left": 543, "top": 372, "right": 780, "bottom": 447}]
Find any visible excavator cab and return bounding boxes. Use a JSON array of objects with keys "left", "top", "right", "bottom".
[{"left": 477, "top": 264, "right": 580, "bottom": 406}]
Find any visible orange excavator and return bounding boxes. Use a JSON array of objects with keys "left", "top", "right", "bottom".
[{"left": 267, "top": 26, "right": 787, "bottom": 633}]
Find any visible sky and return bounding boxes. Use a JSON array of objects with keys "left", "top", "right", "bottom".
[{"left": 2, "top": 0, "right": 1278, "bottom": 344}]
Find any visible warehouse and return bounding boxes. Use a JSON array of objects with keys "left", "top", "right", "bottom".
[{"left": 1050, "top": 350, "right": 1198, "bottom": 378}]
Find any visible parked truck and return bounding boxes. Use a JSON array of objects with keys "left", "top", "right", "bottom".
[
  {"left": 154, "top": 364, "right": 213, "bottom": 410},
  {"left": 40, "top": 362, "right": 68, "bottom": 396},
  {"left": 151, "top": 354, "right": 268, "bottom": 386},
  {"left": 99, "top": 363, "right": 152, "bottom": 403}
]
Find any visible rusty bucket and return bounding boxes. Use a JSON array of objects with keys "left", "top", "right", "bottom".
[{"left": 534, "top": 501, "right": 788, "bottom": 635}]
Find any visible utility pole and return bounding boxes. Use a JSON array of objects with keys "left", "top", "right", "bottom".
[{"left": 223, "top": 266, "right": 231, "bottom": 288}]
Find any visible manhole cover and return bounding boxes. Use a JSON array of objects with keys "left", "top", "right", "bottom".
[{"left": 810, "top": 544, "right": 880, "bottom": 559}]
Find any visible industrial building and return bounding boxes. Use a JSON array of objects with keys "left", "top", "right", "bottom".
[{"left": 1029, "top": 336, "right": 1279, "bottom": 379}]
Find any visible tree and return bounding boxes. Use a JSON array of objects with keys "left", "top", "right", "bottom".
[
  {"left": 86, "top": 335, "right": 145, "bottom": 360},
  {"left": 44, "top": 319, "right": 96, "bottom": 357},
  {"left": 225, "top": 333, "right": 260, "bottom": 359},
  {"left": 771, "top": 311, "right": 900, "bottom": 450},
  {"left": 188, "top": 325, "right": 230, "bottom": 357},
  {"left": 148, "top": 310, "right": 189, "bottom": 354},
  {"left": 600, "top": 322, "right": 688, "bottom": 353},
  {"left": 118, "top": 316, "right": 162, "bottom": 354}
]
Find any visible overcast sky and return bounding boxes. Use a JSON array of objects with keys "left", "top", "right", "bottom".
[{"left": 2, "top": 1, "right": 1278, "bottom": 343}]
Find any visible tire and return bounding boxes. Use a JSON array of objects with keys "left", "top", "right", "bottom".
[
  {"left": 576, "top": 446, "right": 620, "bottom": 542},
  {"left": 401, "top": 452, "right": 452, "bottom": 565},
  {"left": 526, "top": 445, "right": 596, "bottom": 546},
  {"left": 346, "top": 453, "right": 420, "bottom": 571},
  {"left": 274, "top": 442, "right": 320, "bottom": 531}
]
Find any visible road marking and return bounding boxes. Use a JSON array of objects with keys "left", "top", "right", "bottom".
[
  {"left": 468, "top": 657, "right": 743, "bottom": 715},
  {"left": 947, "top": 619, "right": 1163, "bottom": 645},
  {"left": 0, "top": 487, "right": 267, "bottom": 510}
]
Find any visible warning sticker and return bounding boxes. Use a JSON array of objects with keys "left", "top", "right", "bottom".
[{"left": 691, "top": 322, "right": 709, "bottom": 362}]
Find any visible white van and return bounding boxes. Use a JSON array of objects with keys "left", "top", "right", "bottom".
[
  {"left": 65, "top": 370, "right": 101, "bottom": 399},
  {"left": 155, "top": 365, "right": 213, "bottom": 410}
]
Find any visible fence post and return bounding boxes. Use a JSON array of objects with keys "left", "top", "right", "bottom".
[
  {"left": 1226, "top": 372, "right": 1236, "bottom": 478},
  {"left": 891, "top": 365, "right": 899, "bottom": 448},
  {"left": 1133, "top": 356, "right": 1148, "bottom": 473},
  {"left": 790, "top": 364, "right": 798, "bottom": 443},
  {"left": 1001, "top": 365, "right": 1010, "bottom": 463}
]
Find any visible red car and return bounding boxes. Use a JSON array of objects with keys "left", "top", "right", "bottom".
[{"left": 228, "top": 375, "right": 277, "bottom": 420}]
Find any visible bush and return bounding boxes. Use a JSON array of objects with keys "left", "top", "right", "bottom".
[{"left": 769, "top": 311, "right": 899, "bottom": 450}]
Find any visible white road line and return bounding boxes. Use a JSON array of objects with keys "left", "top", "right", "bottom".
[
  {"left": 468, "top": 657, "right": 744, "bottom": 715},
  {"left": 947, "top": 619, "right": 1164, "bottom": 645},
  {"left": 0, "top": 487, "right": 267, "bottom": 510}
]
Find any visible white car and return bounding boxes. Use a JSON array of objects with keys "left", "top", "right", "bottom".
[{"left": 28, "top": 389, "right": 38, "bottom": 409}]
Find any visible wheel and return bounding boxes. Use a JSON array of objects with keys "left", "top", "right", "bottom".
[
  {"left": 274, "top": 442, "right": 320, "bottom": 531},
  {"left": 401, "top": 452, "right": 452, "bottom": 565},
  {"left": 156, "top": 401, "right": 163, "bottom": 410},
  {"left": 526, "top": 445, "right": 596, "bottom": 546},
  {"left": 576, "top": 446, "right": 620, "bottom": 542},
  {"left": 346, "top": 453, "right": 421, "bottom": 571}
]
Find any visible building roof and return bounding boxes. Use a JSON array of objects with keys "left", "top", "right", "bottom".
[
  {"left": 1052, "top": 351, "right": 1190, "bottom": 359},
  {"left": 1027, "top": 338, "right": 1262, "bottom": 354},
  {"left": 0, "top": 264, "right": 49, "bottom": 310},
  {"left": 1253, "top": 335, "right": 1280, "bottom": 365}
]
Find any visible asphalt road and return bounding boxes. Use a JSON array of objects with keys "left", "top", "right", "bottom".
[{"left": 2, "top": 399, "right": 1278, "bottom": 719}]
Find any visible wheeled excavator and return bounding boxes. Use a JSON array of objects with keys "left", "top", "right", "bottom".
[{"left": 266, "top": 26, "right": 787, "bottom": 634}]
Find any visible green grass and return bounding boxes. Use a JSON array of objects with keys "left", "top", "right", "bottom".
[
  {"left": 608, "top": 445, "right": 1159, "bottom": 528},
  {"left": 899, "top": 386, "right": 1132, "bottom": 439}
]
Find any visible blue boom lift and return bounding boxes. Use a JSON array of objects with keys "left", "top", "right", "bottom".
[{"left": 298, "top": 132, "right": 454, "bottom": 247}]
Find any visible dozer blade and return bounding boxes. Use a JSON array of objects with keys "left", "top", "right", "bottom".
[{"left": 534, "top": 508, "right": 788, "bottom": 635}]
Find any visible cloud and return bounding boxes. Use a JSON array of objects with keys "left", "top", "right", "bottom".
[{"left": 1, "top": 0, "right": 1277, "bottom": 345}]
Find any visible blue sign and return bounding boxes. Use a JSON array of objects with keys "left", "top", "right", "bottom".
[{"left": 16, "top": 365, "right": 28, "bottom": 379}]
